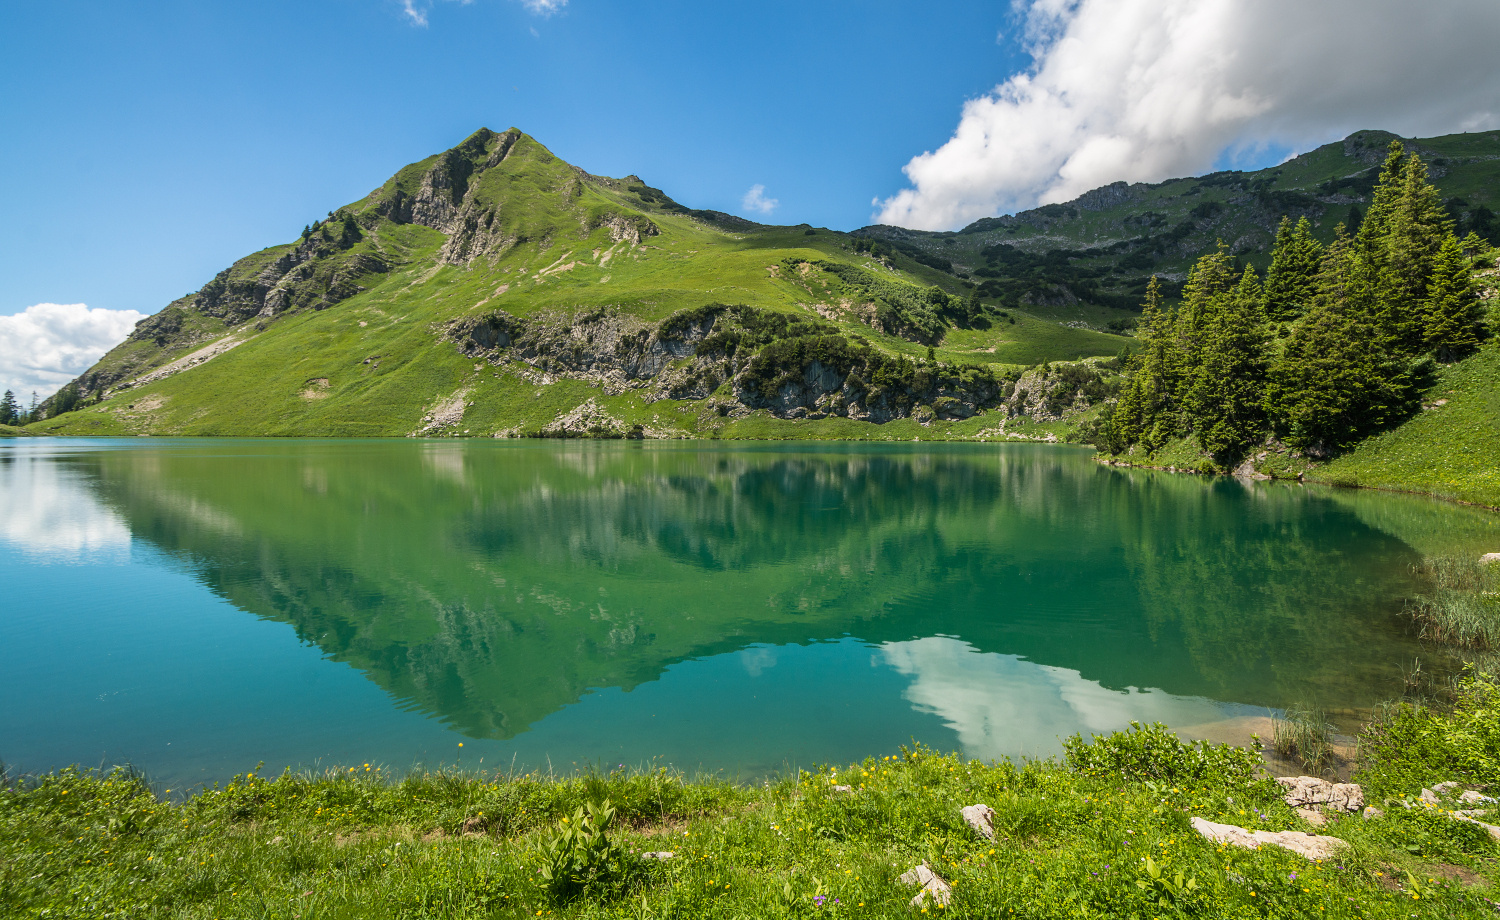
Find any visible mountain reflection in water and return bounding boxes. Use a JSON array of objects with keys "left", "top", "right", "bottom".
[{"left": 0, "top": 438, "right": 1478, "bottom": 783}]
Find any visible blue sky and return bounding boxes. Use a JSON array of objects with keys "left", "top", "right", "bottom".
[
  {"left": 0, "top": 0, "right": 1030, "bottom": 318},
  {"left": 3, "top": 0, "right": 1499, "bottom": 399}
]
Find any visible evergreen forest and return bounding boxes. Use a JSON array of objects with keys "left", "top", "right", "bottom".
[{"left": 1093, "top": 141, "right": 1494, "bottom": 465}]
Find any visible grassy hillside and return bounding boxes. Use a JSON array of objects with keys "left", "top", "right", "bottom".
[
  {"left": 1309, "top": 345, "right": 1500, "bottom": 508},
  {"left": 860, "top": 129, "right": 1500, "bottom": 329},
  {"left": 31, "top": 128, "right": 1127, "bottom": 439}
]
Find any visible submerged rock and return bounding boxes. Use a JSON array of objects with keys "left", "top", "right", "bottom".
[{"left": 1190, "top": 817, "right": 1350, "bottom": 860}]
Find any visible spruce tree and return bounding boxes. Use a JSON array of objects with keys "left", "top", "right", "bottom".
[
  {"left": 0, "top": 390, "right": 16, "bottom": 426},
  {"left": 1174, "top": 243, "right": 1236, "bottom": 387},
  {"left": 1378, "top": 153, "right": 1453, "bottom": 352},
  {"left": 1183, "top": 267, "right": 1270, "bottom": 460},
  {"left": 1266, "top": 226, "right": 1417, "bottom": 452},
  {"left": 1113, "top": 276, "right": 1186, "bottom": 453},
  {"left": 1264, "top": 217, "right": 1322, "bottom": 321},
  {"left": 1423, "top": 233, "right": 1486, "bottom": 361}
]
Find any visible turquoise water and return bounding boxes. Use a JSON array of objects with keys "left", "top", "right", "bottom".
[{"left": 2, "top": 437, "right": 1494, "bottom": 788}]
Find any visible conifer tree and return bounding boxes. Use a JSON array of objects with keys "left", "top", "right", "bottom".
[
  {"left": 0, "top": 390, "right": 17, "bottom": 426},
  {"left": 1183, "top": 267, "right": 1270, "bottom": 460},
  {"left": 1423, "top": 233, "right": 1485, "bottom": 361},
  {"left": 1378, "top": 153, "right": 1453, "bottom": 351},
  {"left": 1174, "top": 243, "right": 1236, "bottom": 384},
  {"left": 1121, "top": 275, "right": 1185, "bottom": 452},
  {"left": 1264, "top": 217, "right": 1322, "bottom": 320},
  {"left": 1266, "top": 226, "right": 1416, "bottom": 452}
]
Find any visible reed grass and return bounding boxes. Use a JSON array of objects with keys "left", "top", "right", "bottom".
[
  {"left": 1408, "top": 556, "right": 1500, "bottom": 649},
  {"left": 1272, "top": 704, "right": 1335, "bottom": 774}
]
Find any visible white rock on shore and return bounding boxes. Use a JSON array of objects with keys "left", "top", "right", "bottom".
[
  {"left": 1190, "top": 817, "right": 1350, "bottom": 861},
  {"left": 1277, "top": 776, "right": 1364, "bottom": 812}
]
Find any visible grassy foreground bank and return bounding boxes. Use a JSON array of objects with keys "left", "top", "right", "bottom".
[{"left": 7, "top": 695, "right": 1500, "bottom": 920}]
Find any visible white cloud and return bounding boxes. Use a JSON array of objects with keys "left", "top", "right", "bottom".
[
  {"left": 401, "top": 0, "right": 428, "bottom": 26},
  {"left": 400, "top": 0, "right": 562, "bottom": 25},
  {"left": 741, "top": 184, "right": 779, "bottom": 216},
  {"left": 877, "top": 0, "right": 1500, "bottom": 230},
  {"left": 0, "top": 303, "right": 145, "bottom": 400}
]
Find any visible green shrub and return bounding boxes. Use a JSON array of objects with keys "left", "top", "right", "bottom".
[
  {"left": 1063, "top": 721, "right": 1268, "bottom": 791},
  {"left": 537, "top": 798, "right": 636, "bottom": 903},
  {"left": 1357, "top": 671, "right": 1500, "bottom": 797}
]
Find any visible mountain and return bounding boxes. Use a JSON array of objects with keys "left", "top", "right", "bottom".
[
  {"left": 857, "top": 129, "right": 1500, "bottom": 331},
  {"left": 28, "top": 128, "right": 1127, "bottom": 439}
]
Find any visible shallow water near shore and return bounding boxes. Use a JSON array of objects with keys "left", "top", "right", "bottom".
[{"left": 3, "top": 437, "right": 1496, "bottom": 789}]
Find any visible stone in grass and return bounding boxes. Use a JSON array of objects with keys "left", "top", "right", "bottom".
[
  {"left": 1454, "top": 815, "right": 1500, "bottom": 842},
  {"left": 641, "top": 851, "right": 675, "bottom": 860},
  {"left": 1479, "top": 553, "right": 1500, "bottom": 564},
  {"left": 1460, "top": 790, "right": 1498, "bottom": 806},
  {"left": 1276, "top": 776, "right": 1364, "bottom": 812},
  {"left": 961, "top": 804, "right": 996, "bottom": 840},
  {"left": 899, "top": 860, "right": 953, "bottom": 909},
  {"left": 1190, "top": 817, "right": 1351, "bottom": 861},
  {"left": 831, "top": 785, "right": 855, "bottom": 794}
]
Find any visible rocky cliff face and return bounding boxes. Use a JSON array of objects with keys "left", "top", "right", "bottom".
[{"left": 450, "top": 303, "right": 1107, "bottom": 428}]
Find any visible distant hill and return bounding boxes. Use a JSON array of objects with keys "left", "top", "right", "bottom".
[
  {"left": 33, "top": 128, "right": 1127, "bottom": 439},
  {"left": 857, "top": 129, "right": 1500, "bottom": 332}
]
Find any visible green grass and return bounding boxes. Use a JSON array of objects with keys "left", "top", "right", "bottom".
[
  {"left": 0, "top": 423, "right": 30, "bottom": 437},
  {"left": 9, "top": 720, "right": 1500, "bottom": 919},
  {"left": 1311, "top": 346, "right": 1500, "bottom": 508}
]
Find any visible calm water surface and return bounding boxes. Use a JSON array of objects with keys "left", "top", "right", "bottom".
[{"left": 3, "top": 437, "right": 1496, "bottom": 788}]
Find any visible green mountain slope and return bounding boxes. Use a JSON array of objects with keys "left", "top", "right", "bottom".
[
  {"left": 31, "top": 129, "right": 1127, "bottom": 439},
  {"left": 1309, "top": 344, "right": 1500, "bottom": 507},
  {"left": 858, "top": 129, "right": 1500, "bottom": 330}
]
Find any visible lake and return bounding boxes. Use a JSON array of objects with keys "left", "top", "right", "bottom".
[{"left": 3, "top": 437, "right": 1497, "bottom": 789}]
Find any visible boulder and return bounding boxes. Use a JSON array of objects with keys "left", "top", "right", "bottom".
[
  {"left": 641, "top": 851, "right": 675, "bottom": 860},
  {"left": 899, "top": 861, "right": 953, "bottom": 908},
  {"left": 1329, "top": 784, "right": 1365, "bottom": 812},
  {"left": 1480, "top": 553, "right": 1500, "bottom": 564},
  {"left": 1190, "top": 817, "right": 1350, "bottom": 861},
  {"left": 961, "top": 804, "right": 996, "bottom": 840},
  {"left": 1460, "top": 790, "right": 1497, "bottom": 806},
  {"left": 1277, "top": 776, "right": 1363, "bottom": 812},
  {"left": 830, "top": 784, "right": 854, "bottom": 794}
]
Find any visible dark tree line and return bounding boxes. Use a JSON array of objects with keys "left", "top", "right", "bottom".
[
  {"left": 0, "top": 389, "right": 41, "bottom": 426},
  {"left": 1094, "top": 142, "right": 1493, "bottom": 462}
]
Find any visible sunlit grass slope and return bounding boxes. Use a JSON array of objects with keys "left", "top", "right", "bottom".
[
  {"left": 31, "top": 129, "right": 1126, "bottom": 438},
  {"left": 1310, "top": 346, "right": 1500, "bottom": 508}
]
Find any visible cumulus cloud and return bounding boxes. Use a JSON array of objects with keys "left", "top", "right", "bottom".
[
  {"left": 741, "top": 184, "right": 779, "bottom": 216},
  {"left": 519, "top": 0, "right": 566, "bottom": 13},
  {"left": 0, "top": 303, "right": 145, "bottom": 400},
  {"left": 877, "top": 0, "right": 1500, "bottom": 230}
]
